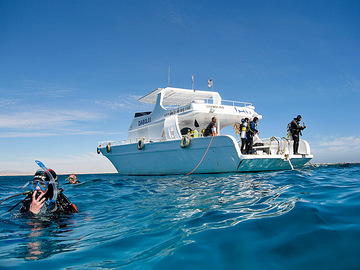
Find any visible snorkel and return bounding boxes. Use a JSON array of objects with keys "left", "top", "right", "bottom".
[{"left": 35, "top": 160, "right": 59, "bottom": 211}]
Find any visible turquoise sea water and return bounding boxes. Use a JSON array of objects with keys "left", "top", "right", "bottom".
[{"left": 0, "top": 164, "right": 359, "bottom": 269}]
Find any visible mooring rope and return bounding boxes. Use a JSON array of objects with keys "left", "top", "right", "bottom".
[{"left": 186, "top": 135, "right": 214, "bottom": 175}]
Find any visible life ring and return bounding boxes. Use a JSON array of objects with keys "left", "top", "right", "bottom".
[
  {"left": 180, "top": 136, "right": 190, "bottom": 148},
  {"left": 106, "top": 143, "right": 111, "bottom": 153},
  {"left": 97, "top": 147, "right": 101, "bottom": 154},
  {"left": 137, "top": 138, "right": 145, "bottom": 150},
  {"left": 233, "top": 123, "right": 240, "bottom": 134}
]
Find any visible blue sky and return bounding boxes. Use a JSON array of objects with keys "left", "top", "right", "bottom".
[{"left": 1, "top": 0, "right": 359, "bottom": 175}]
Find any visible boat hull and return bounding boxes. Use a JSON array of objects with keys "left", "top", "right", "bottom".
[{"left": 99, "top": 135, "right": 313, "bottom": 175}]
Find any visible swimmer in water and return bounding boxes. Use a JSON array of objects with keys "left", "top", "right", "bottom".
[
  {"left": 19, "top": 161, "right": 77, "bottom": 216},
  {"left": 66, "top": 174, "right": 80, "bottom": 184}
]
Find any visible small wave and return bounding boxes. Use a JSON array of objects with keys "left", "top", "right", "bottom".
[{"left": 1, "top": 165, "right": 360, "bottom": 269}]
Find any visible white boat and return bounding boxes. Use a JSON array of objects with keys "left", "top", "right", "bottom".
[{"left": 97, "top": 87, "right": 313, "bottom": 175}]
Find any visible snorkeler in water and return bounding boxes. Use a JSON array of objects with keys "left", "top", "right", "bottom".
[
  {"left": 1, "top": 161, "right": 77, "bottom": 216},
  {"left": 65, "top": 174, "right": 80, "bottom": 184}
]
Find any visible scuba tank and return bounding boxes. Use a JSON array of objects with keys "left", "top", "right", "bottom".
[
  {"left": 240, "top": 122, "right": 248, "bottom": 139},
  {"left": 211, "top": 126, "right": 217, "bottom": 136},
  {"left": 286, "top": 122, "right": 292, "bottom": 139}
]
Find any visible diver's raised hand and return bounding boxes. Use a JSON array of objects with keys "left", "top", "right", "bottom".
[{"left": 29, "top": 191, "right": 46, "bottom": 214}]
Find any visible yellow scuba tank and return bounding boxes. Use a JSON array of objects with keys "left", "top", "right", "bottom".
[{"left": 240, "top": 122, "right": 247, "bottom": 139}]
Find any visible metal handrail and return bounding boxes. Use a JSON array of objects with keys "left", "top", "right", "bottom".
[
  {"left": 143, "top": 98, "right": 253, "bottom": 110},
  {"left": 221, "top": 99, "right": 253, "bottom": 107},
  {"left": 98, "top": 137, "right": 165, "bottom": 148}
]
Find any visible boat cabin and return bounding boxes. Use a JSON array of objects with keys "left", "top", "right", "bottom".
[{"left": 127, "top": 87, "right": 261, "bottom": 142}]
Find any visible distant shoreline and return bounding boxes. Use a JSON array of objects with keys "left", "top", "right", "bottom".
[
  {"left": 0, "top": 171, "right": 118, "bottom": 177},
  {"left": 1, "top": 162, "right": 359, "bottom": 177},
  {"left": 307, "top": 162, "right": 360, "bottom": 166}
]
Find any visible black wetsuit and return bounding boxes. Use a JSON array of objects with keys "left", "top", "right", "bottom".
[
  {"left": 65, "top": 181, "right": 80, "bottom": 185},
  {"left": 290, "top": 118, "right": 306, "bottom": 154},
  {"left": 20, "top": 188, "right": 77, "bottom": 215},
  {"left": 203, "top": 121, "right": 216, "bottom": 137},
  {"left": 246, "top": 121, "right": 258, "bottom": 154}
]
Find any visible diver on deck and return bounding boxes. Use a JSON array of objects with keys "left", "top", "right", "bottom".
[
  {"left": 240, "top": 118, "right": 249, "bottom": 154},
  {"left": 203, "top": 117, "right": 217, "bottom": 137},
  {"left": 246, "top": 117, "right": 259, "bottom": 154},
  {"left": 20, "top": 164, "right": 77, "bottom": 216},
  {"left": 289, "top": 115, "right": 306, "bottom": 155}
]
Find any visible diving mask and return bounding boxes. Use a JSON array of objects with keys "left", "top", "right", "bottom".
[{"left": 32, "top": 180, "right": 49, "bottom": 191}]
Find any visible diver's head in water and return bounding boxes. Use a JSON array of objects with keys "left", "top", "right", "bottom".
[
  {"left": 32, "top": 168, "right": 58, "bottom": 201},
  {"left": 66, "top": 174, "right": 78, "bottom": 184}
]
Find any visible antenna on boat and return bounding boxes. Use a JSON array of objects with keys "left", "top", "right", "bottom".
[
  {"left": 208, "top": 78, "right": 213, "bottom": 91},
  {"left": 191, "top": 75, "right": 195, "bottom": 91},
  {"left": 168, "top": 65, "right": 170, "bottom": 87}
]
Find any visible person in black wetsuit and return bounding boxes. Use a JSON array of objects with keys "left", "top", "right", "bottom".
[
  {"left": 20, "top": 168, "right": 77, "bottom": 216},
  {"left": 289, "top": 115, "right": 306, "bottom": 155},
  {"left": 246, "top": 117, "right": 259, "bottom": 154},
  {"left": 240, "top": 118, "right": 249, "bottom": 154},
  {"left": 203, "top": 117, "right": 217, "bottom": 137}
]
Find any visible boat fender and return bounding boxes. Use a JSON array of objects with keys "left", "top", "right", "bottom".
[
  {"left": 180, "top": 136, "right": 190, "bottom": 148},
  {"left": 106, "top": 143, "right": 111, "bottom": 153},
  {"left": 137, "top": 138, "right": 145, "bottom": 150}
]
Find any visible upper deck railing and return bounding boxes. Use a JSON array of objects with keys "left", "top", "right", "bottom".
[
  {"left": 221, "top": 99, "right": 252, "bottom": 107},
  {"left": 160, "top": 98, "right": 253, "bottom": 110}
]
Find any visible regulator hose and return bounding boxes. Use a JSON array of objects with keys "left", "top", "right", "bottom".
[{"left": 0, "top": 191, "right": 32, "bottom": 205}]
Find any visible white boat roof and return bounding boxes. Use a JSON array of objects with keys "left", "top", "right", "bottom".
[{"left": 138, "top": 87, "right": 222, "bottom": 106}]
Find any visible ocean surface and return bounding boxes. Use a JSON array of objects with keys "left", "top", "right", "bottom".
[{"left": 0, "top": 164, "right": 359, "bottom": 269}]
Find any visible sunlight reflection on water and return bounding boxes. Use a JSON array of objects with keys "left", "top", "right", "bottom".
[{"left": 1, "top": 164, "right": 360, "bottom": 269}]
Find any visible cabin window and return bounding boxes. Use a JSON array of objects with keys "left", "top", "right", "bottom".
[{"left": 134, "top": 111, "right": 152, "bottom": 118}]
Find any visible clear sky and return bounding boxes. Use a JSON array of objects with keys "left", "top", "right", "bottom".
[{"left": 1, "top": 0, "right": 359, "bottom": 175}]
